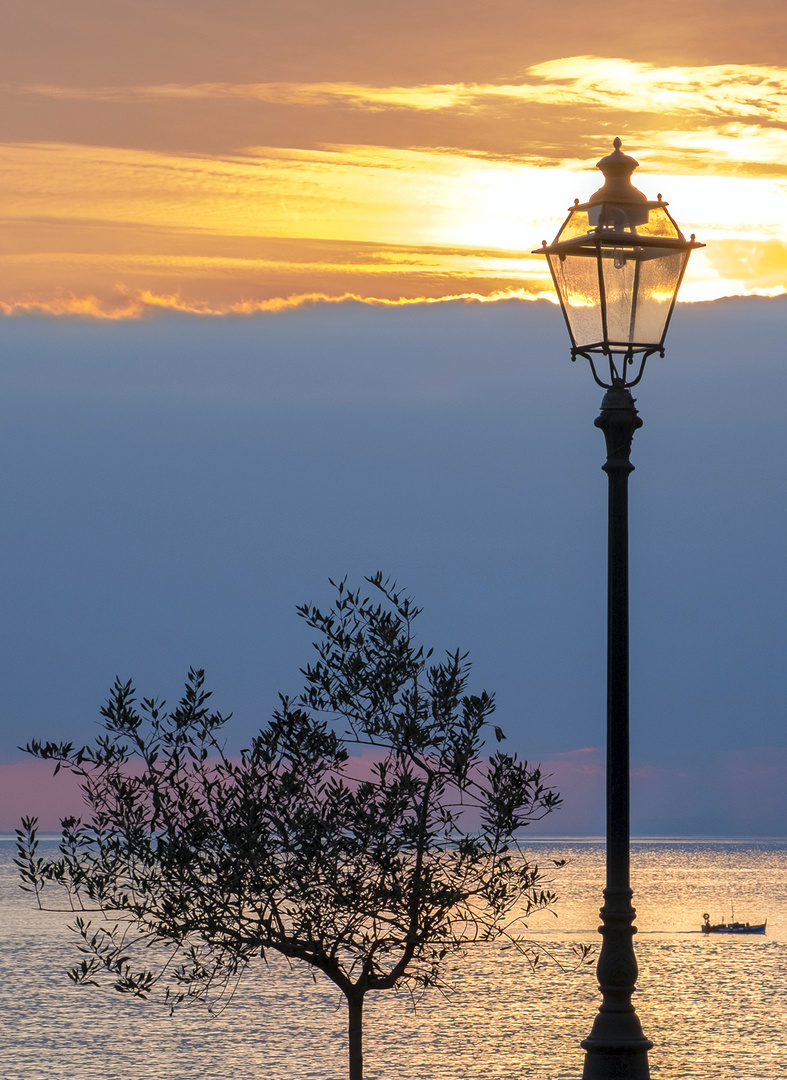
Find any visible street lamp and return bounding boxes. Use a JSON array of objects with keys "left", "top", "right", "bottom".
[{"left": 534, "top": 139, "right": 703, "bottom": 1080}]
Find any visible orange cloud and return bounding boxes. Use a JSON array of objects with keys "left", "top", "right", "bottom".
[
  {"left": 0, "top": 287, "right": 552, "bottom": 321},
  {"left": 526, "top": 58, "right": 787, "bottom": 122},
  {"left": 2, "top": 54, "right": 786, "bottom": 310},
  {"left": 2, "top": 80, "right": 471, "bottom": 111},
  {"left": 2, "top": 137, "right": 783, "bottom": 308},
  {"left": 6, "top": 58, "right": 787, "bottom": 127}
]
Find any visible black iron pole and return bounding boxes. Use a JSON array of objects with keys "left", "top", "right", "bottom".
[{"left": 581, "top": 386, "right": 653, "bottom": 1080}]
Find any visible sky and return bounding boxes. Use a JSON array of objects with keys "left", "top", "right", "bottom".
[{"left": 0, "top": 0, "right": 785, "bottom": 835}]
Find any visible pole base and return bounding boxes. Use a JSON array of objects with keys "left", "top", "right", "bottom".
[
  {"left": 581, "top": 1045, "right": 652, "bottom": 1080},
  {"left": 581, "top": 992, "right": 652, "bottom": 1079}
]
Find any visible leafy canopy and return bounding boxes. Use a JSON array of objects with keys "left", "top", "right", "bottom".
[{"left": 18, "top": 575, "right": 563, "bottom": 1023}]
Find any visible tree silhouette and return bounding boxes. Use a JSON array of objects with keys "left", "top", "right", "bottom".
[{"left": 17, "top": 574, "right": 565, "bottom": 1080}]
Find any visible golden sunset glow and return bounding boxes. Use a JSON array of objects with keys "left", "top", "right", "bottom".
[
  {"left": 8, "top": 54, "right": 786, "bottom": 121},
  {"left": 2, "top": 2, "right": 786, "bottom": 317}
]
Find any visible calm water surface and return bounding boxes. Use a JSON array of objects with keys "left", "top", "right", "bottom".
[{"left": 2, "top": 837, "right": 785, "bottom": 1079}]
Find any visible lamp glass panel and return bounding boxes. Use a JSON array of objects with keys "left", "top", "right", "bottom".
[
  {"left": 599, "top": 248, "right": 637, "bottom": 344},
  {"left": 589, "top": 201, "right": 649, "bottom": 231},
  {"left": 629, "top": 248, "right": 688, "bottom": 343},
  {"left": 556, "top": 208, "right": 592, "bottom": 243},
  {"left": 548, "top": 250, "right": 603, "bottom": 347},
  {"left": 599, "top": 246, "right": 688, "bottom": 346},
  {"left": 636, "top": 205, "right": 681, "bottom": 239}
]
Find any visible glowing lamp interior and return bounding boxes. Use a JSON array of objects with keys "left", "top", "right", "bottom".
[{"left": 535, "top": 138, "right": 704, "bottom": 386}]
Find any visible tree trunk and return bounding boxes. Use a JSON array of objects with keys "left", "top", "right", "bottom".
[{"left": 347, "top": 992, "right": 364, "bottom": 1080}]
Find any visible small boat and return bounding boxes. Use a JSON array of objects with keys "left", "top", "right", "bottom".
[{"left": 702, "top": 912, "right": 766, "bottom": 934}]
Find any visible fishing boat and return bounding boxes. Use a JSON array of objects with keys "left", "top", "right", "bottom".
[{"left": 701, "top": 912, "right": 766, "bottom": 934}]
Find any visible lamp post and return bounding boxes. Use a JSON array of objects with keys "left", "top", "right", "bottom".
[{"left": 534, "top": 139, "right": 703, "bottom": 1079}]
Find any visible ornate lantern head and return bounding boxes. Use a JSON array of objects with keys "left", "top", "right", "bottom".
[{"left": 535, "top": 139, "right": 704, "bottom": 388}]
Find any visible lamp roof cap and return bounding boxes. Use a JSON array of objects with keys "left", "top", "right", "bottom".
[{"left": 588, "top": 137, "right": 648, "bottom": 205}]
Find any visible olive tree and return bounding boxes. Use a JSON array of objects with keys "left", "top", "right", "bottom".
[{"left": 17, "top": 575, "right": 564, "bottom": 1080}]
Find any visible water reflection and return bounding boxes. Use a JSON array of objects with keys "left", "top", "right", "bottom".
[{"left": 2, "top": 838, "right": 785, "bottom": 1079}]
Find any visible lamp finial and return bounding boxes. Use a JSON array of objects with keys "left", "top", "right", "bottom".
[{"left": 589, "top": 139, "right": 647, "bottom": 206}]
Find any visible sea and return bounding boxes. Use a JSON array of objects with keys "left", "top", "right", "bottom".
[{"left": 2, "top": 836, "right": 786, "bottom": 1080}]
